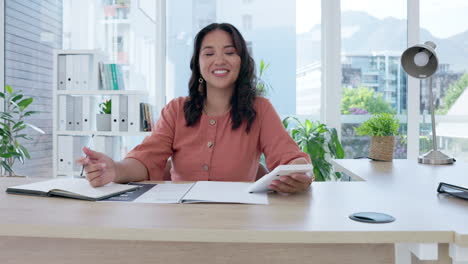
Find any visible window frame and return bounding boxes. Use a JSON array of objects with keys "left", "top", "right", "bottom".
[{"left": 406, "top": 0, "right": 420, "bottom": 159}]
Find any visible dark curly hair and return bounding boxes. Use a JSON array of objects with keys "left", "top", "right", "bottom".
[{"left": 184, "top": 23, "right": 257, "bottom": 133}]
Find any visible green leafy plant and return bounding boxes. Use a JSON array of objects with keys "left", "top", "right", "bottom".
[
  {"left": 283, "top": 117, "right": 345, "bottom": 181},
  {"left": 0, "top": 85, "right": 45, "bottom": 176},
  {"left": 257, "top": 59, "right": 273, "bottom": 96},
  {"left": 355, "top": 113, "right": 399, "bottom": 136},
  {"left": 99, "top": 99, "right": 112, "bottom": 114}
]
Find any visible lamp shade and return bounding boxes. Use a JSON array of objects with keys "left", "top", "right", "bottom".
[{"left": 401, "top": 41, "right": 438, "bottom": 79}]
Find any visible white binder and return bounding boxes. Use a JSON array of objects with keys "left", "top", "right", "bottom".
[
  {"left": 111, "top": 95, "right": 120, "bottom": 132},
  {"left": 66, "top": 95, "right": 74, "bottom": 131},
  {"left": 58, "top": 55, "right": 67, "bottom": 90},
  {"left": 58, "top": 95, "right": 67, "bottom": 131},
  {"left": 65, "top": 55, "right": 74, "bottom": 90},
  {"left": 58, "top": 135, "right": 73, "bottom": 172},
  {"left": 127, "top": 95, "right": 140, "bottom": 132},
  {"left": 72, "top": 55, "right": 81, "bottom": 90},
  {"left": 73, "top": 96, "right": 83, "bottom": 131},
  {"left": 81, "top": 96, "right": 96, "bottom": 131},
  {"left": 119, "top": 95, "right": 128, "bottom": 132},
  {"left": 80, "top": 55, "right": 91, "bottom": 90}
]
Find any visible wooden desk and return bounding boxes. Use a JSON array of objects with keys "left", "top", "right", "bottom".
[
  {"left": 332, "top": 159, "right": 468, "bottom": 264},
  {"left": 1, "top": 159, "right": 467, "bottom": 264}
]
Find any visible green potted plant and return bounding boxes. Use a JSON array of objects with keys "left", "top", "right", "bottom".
[
  {"left": 0, "top": 85, "right": 45, "bottom": 176},
  {"left": 283, "top": 117, "right": 344, "bottom": 181},
  {"left": 355, "top": 113, "right": 399, "bottom": 161},
  {"left": 97, "top": 99, "right": 112, "bottom": 131}
]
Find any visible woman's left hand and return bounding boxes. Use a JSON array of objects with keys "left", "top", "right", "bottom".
[{"left": 268, "top": 172, "right": 314, "bottom": 194}]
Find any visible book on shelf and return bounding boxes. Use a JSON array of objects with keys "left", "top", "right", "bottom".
[
  {"left": 6, "top": 178, "right": 139, "bottom": 201},
  {"left": 103, "top": 181, "right": 268, "bottom": 205},
  {"left": 99, "top": 62, "right": 125, "bottom": 90},
  {"left": 140, "top": 102, "right": 153, "bottom": 132}
]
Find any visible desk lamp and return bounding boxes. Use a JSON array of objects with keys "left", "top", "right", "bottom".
[{"left": 401, "top": 41, "right": 455, "bottom": 165}]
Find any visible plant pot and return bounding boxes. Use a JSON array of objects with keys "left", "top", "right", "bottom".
[
  {"left": 96, "top": 114, "right": 111, "bottom": 131},
  {"left": 369, "top": 136, "right": 395, "bottom": 161}
]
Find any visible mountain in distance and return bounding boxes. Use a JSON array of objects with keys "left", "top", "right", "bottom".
[{"left": 297, "top": 10, "right": 468, "bottom": 72}]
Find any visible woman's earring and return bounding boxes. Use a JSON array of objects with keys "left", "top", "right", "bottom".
[{"left": 198, "top": 77, "right": 204, "bottom": 94}]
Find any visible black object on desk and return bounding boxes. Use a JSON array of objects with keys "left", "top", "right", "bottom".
[
  {"left": 349, "top": 212, "right": 396, "bottom": 223},
  {"left": 102, "top": 183, "right": 156, "bottom": 202},
  {"left": 437, "top": 182, "right": 468, "bottom": 201}
]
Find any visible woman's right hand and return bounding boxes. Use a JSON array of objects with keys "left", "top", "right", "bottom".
[{"left": 76, "top": 147, "right": 117, "bottom": 187}]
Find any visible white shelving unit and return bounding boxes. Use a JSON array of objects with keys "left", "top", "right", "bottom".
[{"left": 52, "top": 49, "right": 152, "bottom": 177}]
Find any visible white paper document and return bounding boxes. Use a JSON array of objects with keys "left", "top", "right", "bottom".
[
  {"left": 133, "top": 183, "right": 194, "bottom": 204},
  {"left": 181, "top": 182, "right": 268, "bottom": 204},
  {"left": 129, "top": 182, "right": 268, "bottom": 205}
]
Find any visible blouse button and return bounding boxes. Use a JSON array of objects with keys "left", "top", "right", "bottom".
[
  {"left": 202, "top": 164, "right": 209, "bottom": 171},
  {"left": 209, "top": 119, "right": 216, "bottom": 125},
  {"left": 207, "top": 141, "right": 214, "bottom": 148}
]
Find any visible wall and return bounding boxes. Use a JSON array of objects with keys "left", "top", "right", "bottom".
[{"left": 4, "top": 0, "right": 63, "bottom": 177}]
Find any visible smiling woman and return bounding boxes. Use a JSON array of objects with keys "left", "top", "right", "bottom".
[
  {"left": 78, "top": 22, "right": 313, "bottom": 194},
  {"left": 184, "top": 23, "right": 255, "bottom": 132}
]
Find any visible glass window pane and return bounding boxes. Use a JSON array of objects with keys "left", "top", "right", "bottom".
[
  {"left": 166, "top": 0, "right": 319, "bottom": 117},
  {"left": 296, "top": 0, "right": 321, "bottom": 118},
  {"left": 340, "top": 0, "right": 407, "bottom": 159},
  {"left": 420, "top": 0, "right": 468, "bottom": 162}
]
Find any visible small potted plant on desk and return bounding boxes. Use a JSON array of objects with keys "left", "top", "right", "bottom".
[
  {"left": 96, "top": 99, "right": 111, "bottom": 131},
  {"left": 355, "top": 113, "right": 400, "bottom": 161}
]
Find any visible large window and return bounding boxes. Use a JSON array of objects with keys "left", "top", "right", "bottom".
[
  {"left": 340, "top": 0, "right": 408, "bottom": 158},
  {"left": 420, "top": 0, "right": 468, "bottom": 161}
]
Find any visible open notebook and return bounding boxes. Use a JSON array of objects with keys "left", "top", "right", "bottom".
[
  {"left": 6, "top": 179, "right": 268, "bottom": 204},
  {"left": 6, "top": 178, "right": 140, "bottom": 201},
  {"left": 104, "top": 182, "right": 268, "bottom": 205}
]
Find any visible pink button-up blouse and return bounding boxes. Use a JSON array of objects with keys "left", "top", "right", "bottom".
[{"left": 125, "top": 96, "right": 310, "bottom": 182}]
